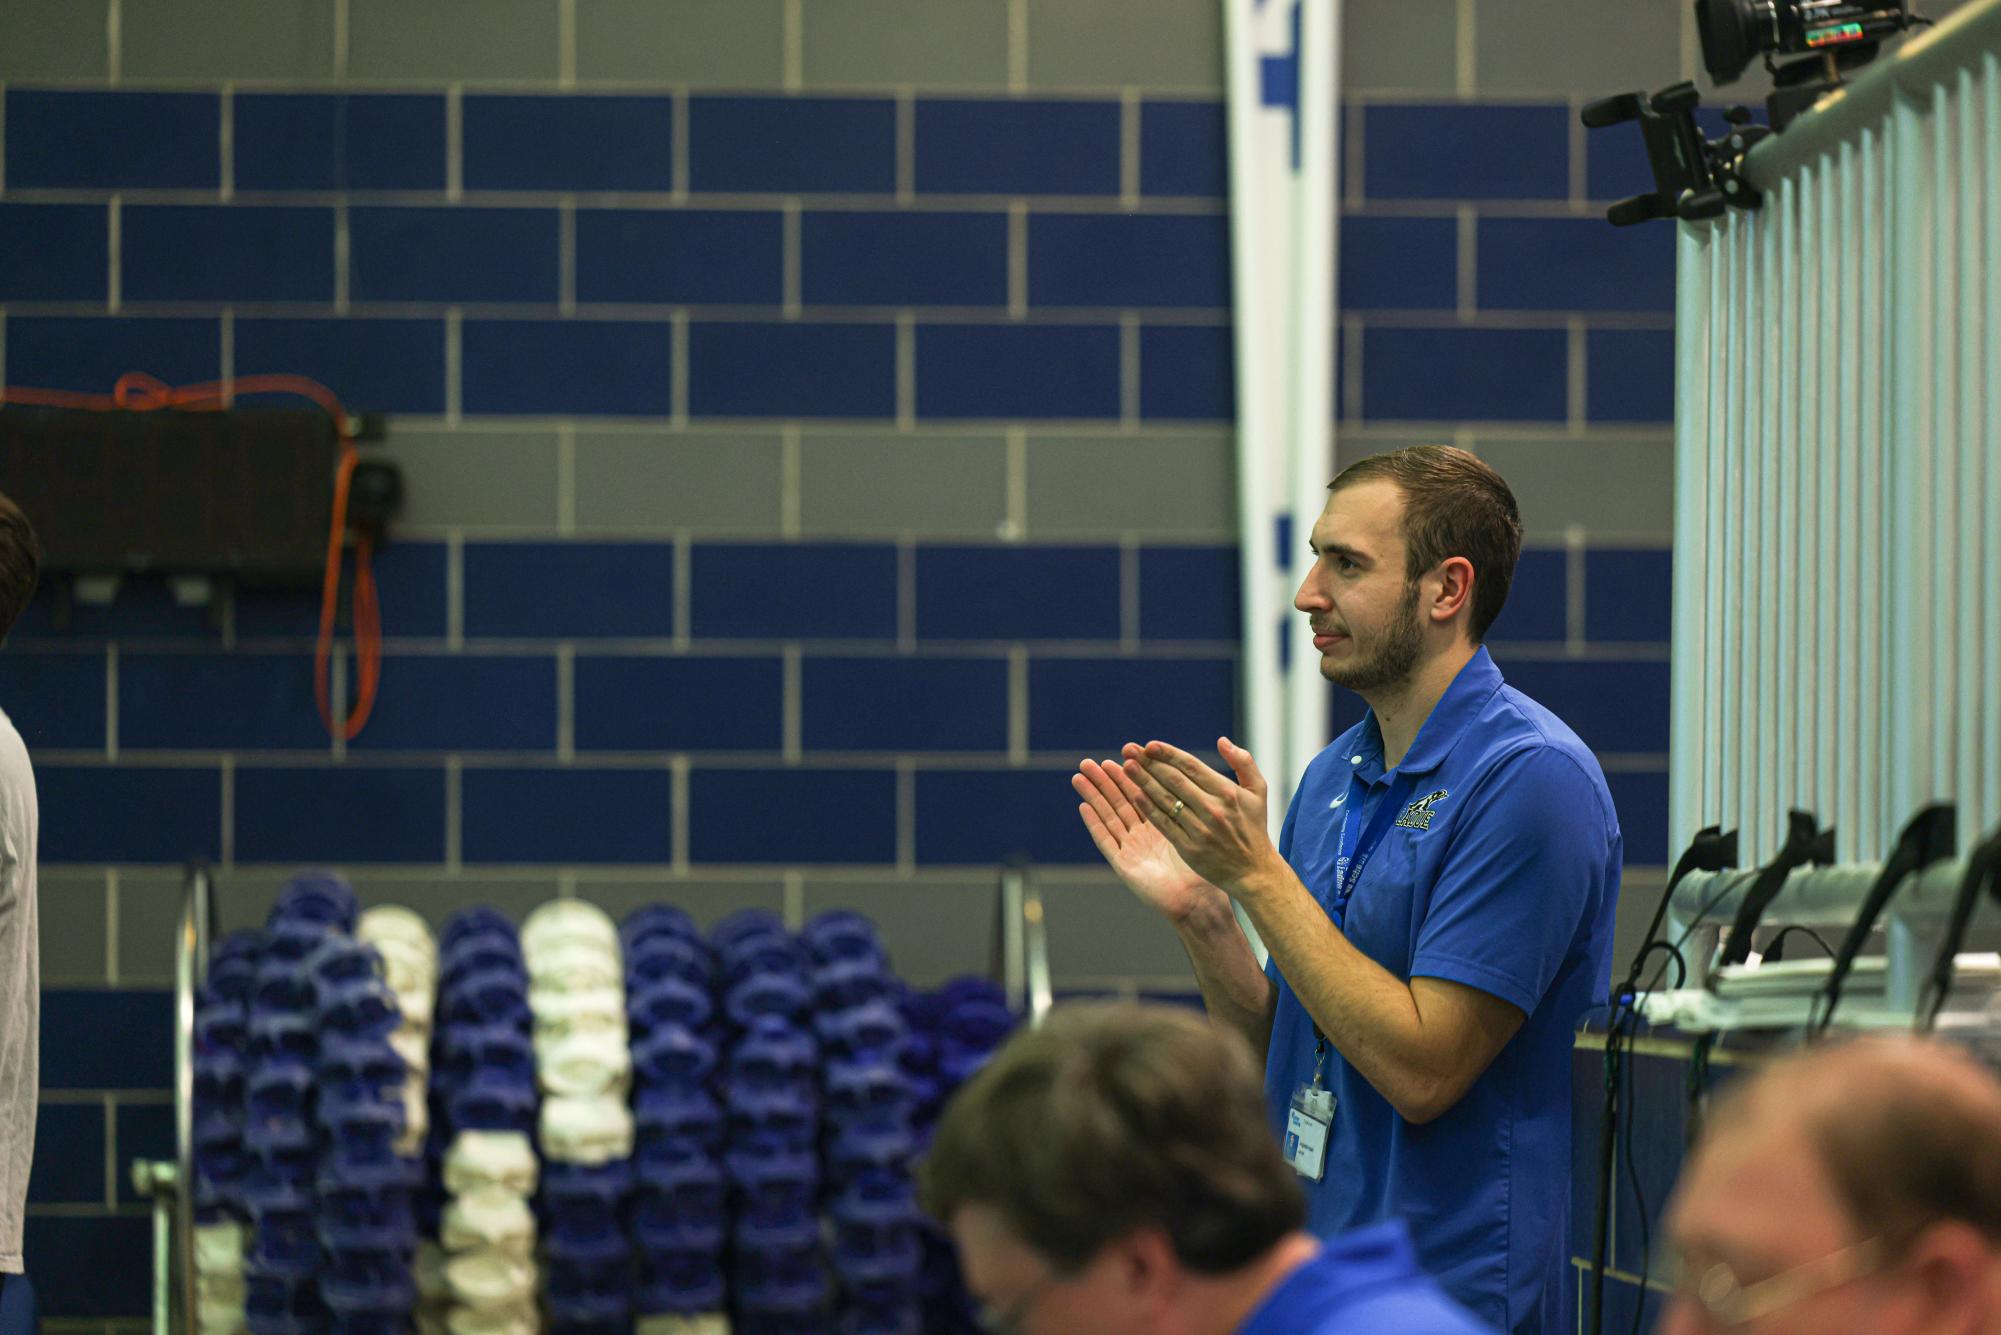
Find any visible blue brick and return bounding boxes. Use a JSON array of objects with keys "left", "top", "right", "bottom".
[
  {"left": 1028, "top": 656, "right": 1237, "bottom": 755},
  {"left": 1141, "top": 100, "right": 1227, "bottom": 197},
  {"left": 235, "top": 540, "right": 448, "bottom": 639},
  {"left": 25, "top": 1103, "right": 105, "bottom": 1204},
  {"left": 462, "top": 768, "right": 673, "bottom": 863},
  {"left": 1484, "top": 547, "right": 1567, "bottom": 642},
  {"left": 349, "top": 206, "right": 559, "bottom": 303},
  {"left": 1361, "top": 327, "right": 1568, "bottom": 422},
  {"left": 915, "top": 99, "right": 1120, "bottom": 196},
  {"left": 916, "top": 546, "right": 1120, "bottom": 640},
  {"left": 235, "top": 92, "right": 446, "bottom": 191},
  {"left": 1495, "top": 656, "right": 1670, "bottom": 754},
  {"left": 234, "top": 766, "right": 445, "bottom": 863},
  {"left": 687, "top": 322, "right": 896, "bottom": 419},
  {"left": 119, "top": 653, "right": 325, "bottom": 750},
  {"left": 1340, "top": 215, "right": 1458, "bottom": 310},
  {"left": 1140, "top": 325, "right": 1234, "bottom": 420},
  {"left": 1588, "top": 328, "right": 1675, "bottom": 423},
  {"left": 800, "top": 211, "right": 1008, "bottom": 307},
  {"left": 349, "top": 654, "right": 558, "bottom": 751},
  {"left": 3, "top": 317, "right": 220, "bottom": 394},
  {"left": 1029, "top": 214, "right": 1229, "bottom": 308},
  {"left": 1363, "top": 103, "right": 1570, "bottom": 200},
  {"left": 689, "top": 96, "right": 894, "bottom": 194},
  {"left": 115, "top": 1103, "right": 177, "bottom": 1204},
  {"left": 1585, "top": 549, "right": 1673, "bottom": 643},
  {"left": 0, "top": 653, "right": 106, "bottom": 750},
  {"left": 690, "top": 543, "right": 897, "bottom": 639},
  {"left": 1478, "top": 218, "right": 1676, "bottom": 312},
  {"left": 463, "top": 541, "right": 675, "bottom": 638},
  {"left": 36, "top": 766, "right": 221, "bottom": 863},
  {"left": 10, "top": 576, "right": 219, "bottom": 643},
  {"left": 5, "top": 89, "right": 217, "bottom": 190},
  {"left": 24, "top": 1217, "right": 152, "bottom": 1317},
  {"left": 1139, "top": 546, "right": 1239, "bottom": 641},
  {"left": 574, "top": 655, "right": 783, "bottom": 751},
  {"left": 689, "top": 767, "right": 895, "bottom": 863},
  {"left": 122, "top": 205, "right": 333, "bottom": 303},
  {"left": 0, "top": 204, "right": 107, "bottom": 302},
  {"left": 462, "top": 319, "right": 672, "bottom": 416},
  {"left": 576, "top": 209, "right": 783, "bottom": 305},
  {"left": 915, "top": 325, "right": 1120, "bottom": 420},
  {"left": 914, "top": 769, "right": 1101, "bottom": 864},
  {"left": 234, "top": 317, "right": 447, "bottom": 415},
  {"left": 464, "top": 94, "right": 674, "bottom": 192},
  {"left": 40, "top": 990, "right": 172, "bottom": 1089},
  {"left": 801, "top": 656, "right": 1008, "bottom": 752}
]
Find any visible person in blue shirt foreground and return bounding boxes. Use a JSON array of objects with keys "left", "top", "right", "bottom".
[
  {"left": 919, "top": 1002, "right": 1494, "bottom": 1335},
  {"left": 1072, "top": 445, "right": 1621, "bottom": 1332}
]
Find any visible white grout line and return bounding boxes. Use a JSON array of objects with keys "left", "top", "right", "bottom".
[
  {"left": 1120, "top": 313, "right": 1140, "bottom": 430},
  {"left": 781, "top": 425, "right": 801, "bottom": 537},
  {"left": 445, "top": 529, "right": 465, "bottom": 648},
  {"left": 1455, "top": 0, "right": 1477, "bottom": 98},
  {"left": 1344, "top": 101, "right": 1365, "bottom": 208},
  {"left": 104, "top": 643, "right": 118, "bottom": 762},
  {"left": 896, "top": 538, "right": 916, "bottom": 650},
  {"left": 1457, "top": 206, "right": 1477, "bottom": 321},
  {"left": 895, "top": 758, "right": 915, "bottom": 871},
  {"left": 0, "top": 85, "right": 7, "bottom": 194},
  {"left": 672, "top": 532, "right": 692, "bottom": 647},
  {"left": 895, "top": 313, "right": 915, "bottom": 429},
  {"left": 1120, "top": 536, "right": 1141, "bottom": 648},
  {"left": 1566, "top": 524, "right": 1589, "bottom": 654},
  {"left": 1003, "top": 426, "right": 1027, "bottom": 540},
  {"left": 895, "top": 91, "right": 916, "bottom": 202},
  {"left": 556, "top": 643, "right": 575, "bottom": 761},
  {"left": 671, "top": 89, "right": 690, "bottom": 202},
  {"left": 103, "top": 1094, "right": 117, "bottom": 1209},
  {"left": 1007, "top": 646, "right": 1029, "bottom": 764},
  {"left": 557, "top": 422, "right": 576, "bottom": 534},
  {"left": 670, "top": 309, "right": 689, "bottom": 426},
  {"left": 329, "top": 646, "right": 347, "bottom": 760},
  {"left": 1120, "top": 90, "right": 1141, "bottom": 206},
  {"left": 445, "top": 307, "right": 462, "bottom": 423},
  {"left": 670, "top": 755, "right": 690, "bottom": 873},
  {"left": 106, "top": 0, "right": 121, "bottom": 86},
  {"left": 782, "top": 199, "right": 802, "bottom": 316},
  {"left": 782, "top": 870, "right": 804, "bottom": 929},
  {"left": 782, "top": 645, "right": 802, "bottom": 761},
  {"left": 103, "top": 870, "right": 119, "bottom": 985},
  {"left": 106, "top": 197, "right": 121, "bottom": 312},
  {"left": 1008, "top": 201, "right": 1028, "bottom": 317},
  {"left": 1568, "top": 95, "right": 1588, "bottom": 206},
  {"left": 333, "top": 0, "right": 349, "bottom": 81},
  {"left": 558, "top": 0, "right": 576, "bottom": 89},
  {"left": 334, "top": 203, "right": 350, "bottom": 312},
  {"left": 445, "top": 84, "right": 463, "bottom": 201},
  {"left": 445, "top": 756, "right": 462, "bottom": 871},
  {"left": 218, "top": 756, "right": 234, "bottom": 870},
  {"left": 1567, "top": 317, "right": 1587, "bottom": 435},
  {"left": 558, "top": 870, "right": 577, "bottom": 898},
  {"left": 558, "top": 196, "right": 576, "bottom": 315},
  {"left": 218, "top": 86, "right": 234, "bottom": 201},
  {"left": 782, "top": 0, "right": 803, "bottom": 91},
  {"left": 219, "top": 307, "right": 234, "bottom": 403},
  {"left": 1341, "top": 314, "right": 1364, "bottom": 423},
  {"left": 0, "top": 309, "right": 7, "bottom": 389},
  {"left": 1008, "top": 0, "right": 1028, "bottom": 92}
]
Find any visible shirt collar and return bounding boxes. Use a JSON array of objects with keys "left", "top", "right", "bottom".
[
  {"left": 1239, "top": 1222, "right": 1426, "bottom": 1331},
  {"left": 1353, "top": 646, "right": 1505, "bottom": 781}
]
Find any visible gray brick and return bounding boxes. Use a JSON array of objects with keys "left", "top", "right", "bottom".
[
  {"left": 800, "top": 879, "right": 993, "bottom": 984},
  {"left": 350, "top": 876, "right": 563, "bottom": 928},
  {"left": 573, "top": 430, "right": 783, "bottom": 535},
  {"left": 801, "top": 0, "right": 1009, "bottom": 91},
  {"left": 1026, "top": 0, "right": 1222, "bottom": 92},
  {"left": 1470, "top": 432, "right": 1674, "bottom": 539},
  {"left": 123, "top": 0, "right": 336, "bottom": 83},
  {"left": 346, "top": 0, "right": 559, "bottom": 84},
  {"left": 1025, "top": 430, "right": 1235, "bottom": 539},
  {"left": 575, "top": 0, "right": 784, "bottom": 88},
  {"left": 1040, "top": 875, "right": 1195, "bottom": 985},
  {"left": 118, "top": 871, "right": 196, "bottom": 984},
  {"left": 799, "top": 431, "right": 1007, "bottom": 538},
  {"left": 384, "top": 427, "right": 561, "bottom": 534},
  {"left": 1342, "top": 0, "right": 1458, "bottom": 96},
  {"left": 40, "top": 871, "right": 108, "bottom": 985},
  {"left": 0, "top": 0, "right": 110, "bottom": 80},
  {"left": 1474, "top": 0, "right": 1682, "bottom": 97},
  {"left": 572, "top": 878, "right": 786, "bottom": 928}
]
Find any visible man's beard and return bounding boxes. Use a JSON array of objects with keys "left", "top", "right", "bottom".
[{"left": 1321, "top": 580, "right": 1424, "bottom": 693}]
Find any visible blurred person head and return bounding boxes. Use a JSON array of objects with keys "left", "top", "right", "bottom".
[
  {"left": 1296, "top": 445, "right": 1522, "bottom": 692},
  {"left": 1660, "top": 1035, "right": 2001, "bottom": 1335},
  {"left": 919, "top": 1002, "right": 1312, "bottom": 1335},
  {"left": 0, "top": 491, "right": 39, "bottom": 647}
]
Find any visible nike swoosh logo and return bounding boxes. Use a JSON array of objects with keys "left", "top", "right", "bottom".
[{"left": 1330, "top": 795, "right": 1347, "bottom": 809}]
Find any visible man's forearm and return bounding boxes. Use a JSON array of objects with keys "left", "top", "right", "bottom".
[{"left": 1173, "top": 890, "right": 1277, "bottom": 1060}]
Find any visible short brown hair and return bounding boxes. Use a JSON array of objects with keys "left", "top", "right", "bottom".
[
  {"left": 0, "top": 491, "right": 39, "bottom": 644},
  {"left": 1330, "top": 445, "right": 1522, "bottom": 641},
  {"left": 1711, "top": 1036, "right": 2001, "bottom": 1250},
  {"left": 918, "top": 1002, "right": 1304, "bottom": 1275}
]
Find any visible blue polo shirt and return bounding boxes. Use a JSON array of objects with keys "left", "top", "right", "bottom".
[
  {"left": 1262, "top": 647, "right": 1620, "bottom": 1333},
  {"left": 1236, "top": 1222, "right": 1495, "bottom": 1334}
]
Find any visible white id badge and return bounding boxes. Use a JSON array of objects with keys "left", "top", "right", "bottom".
[{"left": 1284, "top": 1084, "right": 1335, "bottom": 1181}]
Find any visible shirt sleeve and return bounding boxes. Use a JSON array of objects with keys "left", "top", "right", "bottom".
[{"left": 1407, "top": 745, "right": 1614, "bottom": 1016}]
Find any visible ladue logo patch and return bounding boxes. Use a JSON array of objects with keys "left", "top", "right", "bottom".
[{"left": 1395, "top": 789, "right": 1450, "bottom": 831}]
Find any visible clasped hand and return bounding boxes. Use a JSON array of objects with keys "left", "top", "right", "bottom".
[{"left": 1071, "top": 735, "right": 1283, "bottom": 908}]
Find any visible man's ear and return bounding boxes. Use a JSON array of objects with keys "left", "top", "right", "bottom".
[
  {"left": 1112, "top": 1227, "right": 1184, "bottom": 1306},
  {"left": 1430, "top": 555, "right": 1476, "bottom": 627},
  {"left": 1901, "top": 1221, "right": 1994, "bottom": 1327}
]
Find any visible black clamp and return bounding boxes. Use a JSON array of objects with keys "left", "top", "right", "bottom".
[{"left": 1581, "top": 83, "right": 1772, "bottom": 226}]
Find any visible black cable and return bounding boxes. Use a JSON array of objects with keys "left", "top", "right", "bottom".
[
  {"left": 1917, "top": 828, "right": 2001, "bottom": 1032},
  {"left": 1761, "top": 924, "right": 1835, "bottom": 962},
  {"left": 1622, "top": 1016, "right": 1651, "bottom": 1335},
  {"left": 1814, "top": 805, "right": 1956, "bottom": 1038}
]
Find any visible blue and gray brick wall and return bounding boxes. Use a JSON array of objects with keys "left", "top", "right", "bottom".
[{"left": 0, "top": 0, "right": 1723, "bottom": 1324}]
